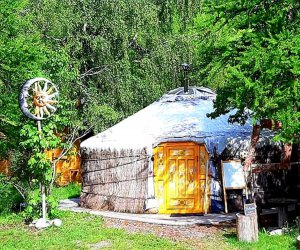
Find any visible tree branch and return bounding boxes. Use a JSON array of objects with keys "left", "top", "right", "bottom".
[{"left": 49, "top": 126, "right": 93, "bottom": 192}]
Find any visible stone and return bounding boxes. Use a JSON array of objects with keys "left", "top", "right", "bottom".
[
  {"left": 269, "top": 229, "right": 283, "bottom": 236},
  {"left": 35, "top": 218, "right": 50, "bottom": 229},
  {"left": 53, "top": 219, "right": 62, "bottom": 227},
  {"left": 88, "top": 240, "right": 112, "bottom": 249}
]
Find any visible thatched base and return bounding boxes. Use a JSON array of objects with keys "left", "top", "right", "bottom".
[{"left": 80, "top": 147, "right": 149, "bottom": 213}]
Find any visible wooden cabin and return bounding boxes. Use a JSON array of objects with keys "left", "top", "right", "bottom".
[
  {"left": 46, "top": 142, "right": 81, "bottom": 185},
  {"left": 0, "top": 144, "right": 81, "bottom": 186}
]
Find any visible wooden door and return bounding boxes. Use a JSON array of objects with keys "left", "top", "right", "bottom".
[{"left": 154, "top": 142, "right": 209, "bottom": 214}]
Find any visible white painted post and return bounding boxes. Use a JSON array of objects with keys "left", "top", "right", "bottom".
[{"left": 37, "top": 120, "right": 47, "bottom": 226}]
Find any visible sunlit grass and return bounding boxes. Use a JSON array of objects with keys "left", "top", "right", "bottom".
[
  {"left": 223, "top": 230, "right": 298, "bottom": 250},
  {"left": 51, "top": 182, "right": 81, "bottom": 201},
  {"left": 0, "top": 211, "right": 185, "bottom": 250}
]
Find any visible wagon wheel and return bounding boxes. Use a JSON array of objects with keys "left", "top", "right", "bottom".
[{"left": 19, "top": 78, "right": 59, "bottom": 121}]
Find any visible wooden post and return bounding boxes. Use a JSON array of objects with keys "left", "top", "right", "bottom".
[
  {"left": 221, "top": 160, "right": 228, "bottom": 213},
  {"left": 236, "top": 213, "right": 258, "bottom": 242},
  {"left": 204, "top": 160, "right": 209, "bottom": 214},
  {"left": 278, "top": 207, "right": 288, "bottom": 227}
]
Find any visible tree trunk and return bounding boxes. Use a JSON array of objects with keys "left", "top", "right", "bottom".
[
  {"left": 236, "top": 213, "right": 258, "bottom": 242},
  {"left": 281, "top": 143, "right": 292, "bottom": 169},
  {"left": 244, "top": 124, "right": 261, "bottom": 171}
]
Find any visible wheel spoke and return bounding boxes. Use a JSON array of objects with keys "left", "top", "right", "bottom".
[
  {"left": 46, "top": 103, "right": 56, "bottom": 111},
  {"left": 48, "top": 92, "right": 58, "bottom": 99},
  {"left": 39, "top": 107, "right": 44, "bottom": 118},
  {"left": 35, "top": 107, "right": 40, "bottom": 116},
  {"left": 37, "top": 82, "right": 42, "bottom": 92},
  {"left": 48, "top": 100, "right": 58, "bottom": 104},
  {"left": 47, "top": 86, "right": 54, "bottom": 95},
  {"left": 43, "top": 107, "right": 50, "bottom": 116},
  {"left": 34, "top": 82, "right": 38, "bottom": 92},
  {"left": 43, "top": 81, "right": 48, "bottom": 92}
]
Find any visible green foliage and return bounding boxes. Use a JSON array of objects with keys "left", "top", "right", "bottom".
[
  {"left": 0, "top": 175, "right": 22, "bottom": 215},
  {"left": 26, "top": 0, "right": 198, "bottom": 132},
  {"left": 0, "top": 1, "right": 202, "bottom": 218},
  {"left": 191, "top": 0, "right": 300, "bottom": 143}
]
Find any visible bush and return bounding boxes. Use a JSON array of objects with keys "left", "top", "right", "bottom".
[{"left": 0, "top": 175, "right": 23, "bottom": 214}]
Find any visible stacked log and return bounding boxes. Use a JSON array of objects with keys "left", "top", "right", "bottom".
[{"left": 80, "top": 148, "right": 149, "bottom": 213}]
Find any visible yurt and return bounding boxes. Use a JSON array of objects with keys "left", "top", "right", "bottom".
[{"left": 80, "top": 87, "right": 253, "bottom": 214}]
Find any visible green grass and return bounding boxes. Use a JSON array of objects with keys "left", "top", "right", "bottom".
[
  {"left": 1, "top": 184, "right": 298, "bottom": 249},
  {"left": 0, "top": 211, "right": 186, "bottom": 250},
  {"left": 0, "top": 210, "right": 298, "bottom": 250},
  {"left": 51, "top": 182, "right": 81, "bottom": 201},
  {"left": 223, "top": 230, "right": 298, "bottom": 250}
]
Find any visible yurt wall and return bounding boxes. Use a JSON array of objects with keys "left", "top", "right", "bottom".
[{"left": 80, "top": 148, "right": 149, "bottom": 213}]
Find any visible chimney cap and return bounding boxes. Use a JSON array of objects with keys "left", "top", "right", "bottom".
[{"left": 180, "top": 63, "right": 190, "bottom": 71}]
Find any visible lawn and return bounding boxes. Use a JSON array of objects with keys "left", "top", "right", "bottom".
[
  {"left": 0, "top": 184, "right": 185, "bottom": 250},
  {"left": 1, "top": 210, "right": 298, "bottom": 250},
  {"left": 51, "top": 182, "right": 82, "bottom": 201},
  {"left": 222, "top": 230, "right": 298, "bottom": 250},
  {"left": 0, "top": 211, "right": 186, "bottom": 250},
  {"left": 0, "top": 184, "right": 298, "bottom": 250}
]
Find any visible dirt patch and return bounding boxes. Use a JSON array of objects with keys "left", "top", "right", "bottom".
[
  {"left": 88, "top": 240, "right": 113, "bottom": 249},
  {"left": 103, "top": 217, "right": 229, "bottom": 241}
]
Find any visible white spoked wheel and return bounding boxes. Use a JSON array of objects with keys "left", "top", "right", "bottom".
[{"left": 19, "top": 78, "right": 59, "bottom": 120}]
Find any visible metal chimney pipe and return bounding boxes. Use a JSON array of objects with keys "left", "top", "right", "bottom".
[{"left": 181, "top": 63, "right": 190, "bottom": 93}]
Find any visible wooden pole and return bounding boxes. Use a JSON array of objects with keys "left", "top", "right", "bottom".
[
  {"left": 221, "top": 161, "right": 228, "bottom": 213},
  {"left": 204, "top": 160, "right": 209, "bottom": 214}
]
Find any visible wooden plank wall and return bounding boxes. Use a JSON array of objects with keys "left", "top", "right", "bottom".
[
  {"left": 46, "top": 143, "right": 81, "bottom": 186},
  {"left": 0, "top": 160, "right": 9, "bottom": 174},
  {"left": 0, "top": 144, "right": 81, "bottom": 186}
]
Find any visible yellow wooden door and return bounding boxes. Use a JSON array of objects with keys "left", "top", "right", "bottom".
[{"left": 154, "top": 142, "right": 209, "bottom": 214}]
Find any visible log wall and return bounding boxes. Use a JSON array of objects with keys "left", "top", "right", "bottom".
[{"left": 80, "top": 148, "right": 149, "bottom": 213}]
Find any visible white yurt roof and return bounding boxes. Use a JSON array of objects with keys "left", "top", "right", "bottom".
[{"left": 81, "top": 87, "right": 253, "bottom": 154}]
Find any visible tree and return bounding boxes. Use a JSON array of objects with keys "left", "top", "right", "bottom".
[
  {"left": 191, "top": 0, "right": 300, "bottom": 144},
  {"left": 0, "top": 0, "right": 204, "bottom": 217}
]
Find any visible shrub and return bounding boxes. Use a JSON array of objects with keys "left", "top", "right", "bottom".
[{"left": 0, "top": 175, "right": 23, "bottom": 214}]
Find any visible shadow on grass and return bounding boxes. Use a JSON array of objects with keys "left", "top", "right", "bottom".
[
  {"left": 223, "top": 232, "right": 236, "bottom": 240},
  {"left": 67, "top": 194, "right": 80, "bottom": 199}
]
